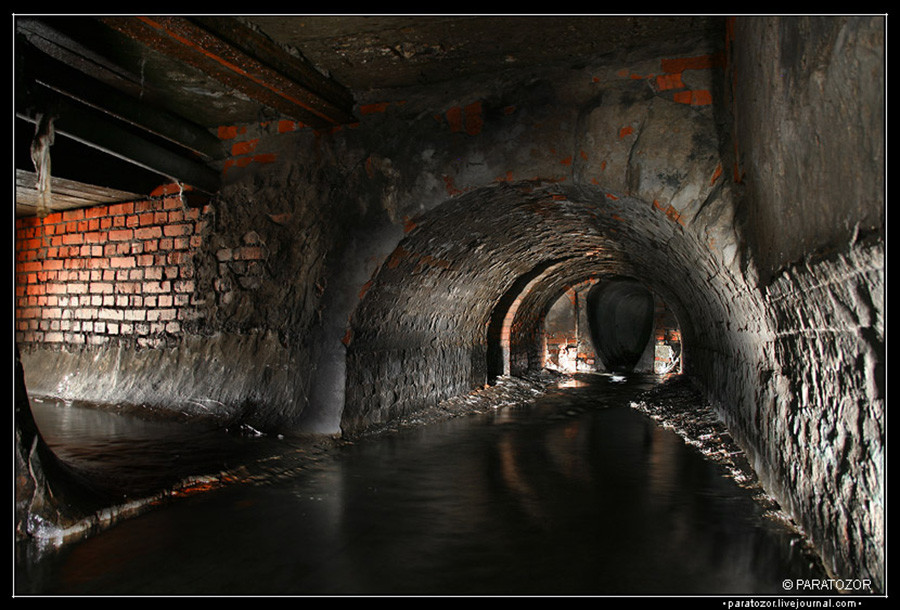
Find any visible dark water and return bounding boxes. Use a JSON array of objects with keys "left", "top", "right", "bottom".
[{"left": 16, "top": 375, "right": 825, "bottom": 596}]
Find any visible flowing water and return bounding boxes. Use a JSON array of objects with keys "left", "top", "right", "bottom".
[{"left": 16, "top": 374, "right": 826, "bottom": 596}]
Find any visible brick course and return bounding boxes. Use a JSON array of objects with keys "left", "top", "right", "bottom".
[{"left": 15, "top": 196, "right": 209, "bottom": 349}]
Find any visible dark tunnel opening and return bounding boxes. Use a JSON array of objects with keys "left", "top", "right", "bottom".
[
  {"left": 586, "top": 277, "right": 655, "bottom": 373},
  {"left": 528, "top": 275, "right": 684, "bottom": 378}
]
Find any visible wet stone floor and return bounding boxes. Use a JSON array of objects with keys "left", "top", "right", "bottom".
[{"left": 16, "top": 373, "right": 827, "bottom": 596}]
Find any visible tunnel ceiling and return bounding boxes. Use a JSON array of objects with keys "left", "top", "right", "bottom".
[
  {"left": 14, "top": 14, "right": 726, "bottom": 217},
  {"left": 348, "top": 182, "right": 696, "bottom": 353},
  {"left": 340, "top": 180, "right": 706, "bottom": 431}
]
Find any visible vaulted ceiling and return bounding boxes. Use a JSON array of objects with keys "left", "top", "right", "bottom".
[{"left": 14, "top": 15, "right": 725, "bottom": 217}]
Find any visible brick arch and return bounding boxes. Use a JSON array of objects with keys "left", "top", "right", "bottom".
[
  {"left": 340, "top": 180, "right": 707, "bottom": 434},
  {"left": 485, "top": 259, "right": 572, "bottom": 380}
]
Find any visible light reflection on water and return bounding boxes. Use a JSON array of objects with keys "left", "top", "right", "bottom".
[
  {"left": 17, "top": 375, "right": 825, "bottom": 596},
  {"left": 27, "top": 397, "right": 284, "bottom": 498}
]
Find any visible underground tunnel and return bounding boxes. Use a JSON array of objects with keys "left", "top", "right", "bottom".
[
  {"left": 342, "top": 183, "right": 693, "bottom": 434},
  {"left": 14, "top": 15, "right": 884, "bottom": 596}
]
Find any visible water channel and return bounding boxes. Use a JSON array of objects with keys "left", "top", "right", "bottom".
[{"left": 16, "top": 373, "right": 827, "bottom": 596}]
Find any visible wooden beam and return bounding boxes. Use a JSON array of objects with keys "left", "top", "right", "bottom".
[
  {"left": 16, "top": 169, "right": 144, "bottom": 216},
  {"left": 20, "top": 45, "right": 225, "bottom": 162},
  {"left": 99, "top": 16, "right": 357, "bottom": 128},
  {"left": 17, "top": 93, "right": 222, "bottom": 194}
]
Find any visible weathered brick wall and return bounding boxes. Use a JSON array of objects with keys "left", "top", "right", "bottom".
[
  {"left": 13, "top": 188, "right": 313, "bottom": 430},
  {"left": 15, "top": 196, "right": 209, "bottom": 349},
  {"left": 699, "top": 241, "right": 885, "bottom": 590},
  {"left": 706, "top": 16, "right": 886, "bottom": 589}
]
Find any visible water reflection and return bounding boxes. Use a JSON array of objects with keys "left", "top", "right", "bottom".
[
  {"left": 17, "top": 375, "right": 825, "bottom": 596},
  {"left": 28, "top": 397, "right": 284, "bottom": 498}
]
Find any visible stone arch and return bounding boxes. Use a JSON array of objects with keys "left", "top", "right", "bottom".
[{"left": 340, "top": 179, "right": 713, "bottom": 435}]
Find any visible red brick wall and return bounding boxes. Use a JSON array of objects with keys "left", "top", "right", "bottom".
[{"left": 15, "top": 196, "right": 209, "bottom": 349}]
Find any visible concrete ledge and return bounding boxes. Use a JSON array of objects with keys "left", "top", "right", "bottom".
[{"left": 19, "top": 330, "right": 313, "bottom": 434}]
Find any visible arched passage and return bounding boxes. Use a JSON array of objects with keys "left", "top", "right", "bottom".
[
  {"left": 531, "top": 277, "right": 683, "bottom": 376},
  {"left": 490, "top": 269, "right": 685, "bottom": 379},
  {"left": 340, "top": 180, "right": 704, "bottom": 435},
  {"left": 586, "top": 277, "right": 655, "bottom": 373}
]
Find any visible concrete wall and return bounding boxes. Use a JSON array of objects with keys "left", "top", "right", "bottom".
[{"left": 730, "top": 16, "right": 884, "bottom": 285}]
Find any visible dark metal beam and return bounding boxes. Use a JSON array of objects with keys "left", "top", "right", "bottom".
[
  {"left": 193, "top": 16, "right": 355, "bottom": 114},
  {"left": 19, "top": 45, "right": 226, "bottom": 162},
  {"left": 17, "top": 93, "right": 222, "bottom": 195},
  {"left": 99, "top": 16, "right": 357, "bottom": 128},
  {"left": 16, "top": 17, "right": 141, "bottom": 93}
]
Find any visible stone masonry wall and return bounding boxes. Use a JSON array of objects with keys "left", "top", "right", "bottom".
[
  {"left": 691, "top": 239, "right": 884, "bottom": 591},
  {"left": 694, "top": 16, "right": 886, "bottom": 589},
  {"left": 724, "top": 241, "right": 883, "bottom": 589},
  {"left": 766, "top": 242, "right": 884, "bottom": 587}
]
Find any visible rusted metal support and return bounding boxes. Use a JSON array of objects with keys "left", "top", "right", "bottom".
[
  {"left": 192, "top": 16, "right": 355, "bottom": 114},
  {"left": 99, "top": 16, "right": 357, "bottom": 128}
]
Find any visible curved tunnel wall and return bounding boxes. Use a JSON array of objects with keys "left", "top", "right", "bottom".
[
  {"left": 342, "top": 181, "right": 709, "bottom": 434},
  {"left": 14, "top": 17, "right": 883, "bottom": 589}
]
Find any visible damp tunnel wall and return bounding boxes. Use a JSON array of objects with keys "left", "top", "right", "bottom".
[
  {"left": 340, "top": 181, "right": 711, "bottom": 434},
  {"left": 14, "top": 16, "right": 883, "bottom": 590}
]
